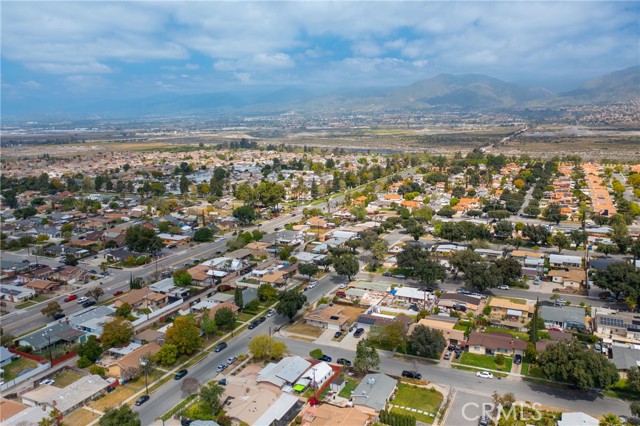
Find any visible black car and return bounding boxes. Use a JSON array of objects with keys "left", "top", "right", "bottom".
[
  {"left": 354, "top": 328, "right": 365, "bottom": 338},
  {"left": 334, "top": 331, "right": 342, "bottom": 339},
  {"left": 174, "top": 369, "right": 188, "bottom": 380},
  {"left": 336, "top": 358, "right": 351, "bottom": 366},
  {"left": 135, "top": 395, "right": 150, "bottom": 406},
  {"left": 401, "top": 370, "right": 422, "bottom": 379},
  {"left": 248, "top": 321, "right": 259, "bottom": 329},
  {"left": 106, "top": 385, "right": 116, "bottom": 393},
  {"left": 320, "top": 355, "right": 332, "bottom": 362},
  {"left": 218, "top": 378, "right": 227, "bottom": 386},
  {"left": 257, "top": 316, "right": 266, "bottom": 324},
  {"left": 214, "top": 342, "right": 227, "bottom": 352},
  {"left": 383, "top": 272, "right": 392, "bottom": 277},
  {"left": 478, "top": 415, "right": 489, "bottom": 426},
  {"left": 53, "top": 312, "right": 66, "bottom": 320},
  {"left": 447, "top": 345, "right": 455, "bottom": 351},
  {"left": 82, "top": 300, "right": 96, "bottom": 308},
  {"left": 514, "top": 354, "right": 522, "bottom": 365}
]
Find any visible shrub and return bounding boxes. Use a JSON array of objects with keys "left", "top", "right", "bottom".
[
  {"left": 89, "top": 365, "right": 106, "bottom": 377},
  {"left": 77, "top": 356, "right": 92, "bottom": 368}
]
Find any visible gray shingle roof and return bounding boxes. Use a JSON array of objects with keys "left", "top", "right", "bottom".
[{"left": 351, "top": 373, "right": 397, "bottom": 412}]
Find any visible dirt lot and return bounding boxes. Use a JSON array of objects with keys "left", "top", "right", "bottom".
[
  {"left": 63, "top": 408, "right": 100, "bottom": 426},
  {"left": 286, "top": 323, "right": 324, "bottom": 338},
  {"left": 89, "top": 384, "right": 138, "bottom": 411},
  {"left": 53, "top": 369, "right": 85, "bottom": 388}
]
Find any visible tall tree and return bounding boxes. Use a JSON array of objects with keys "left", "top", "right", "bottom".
[
  {"left": 232, "top": 205, "right": 257, "bottom": 226},
  {"left": 165, "top": 316, "right": 202, "bottom": 355},
  {"left": 124, "top": 225, "right": 163, "bottom": 254},
  {"left": 332, "top": 253, "right": 359, "bottom": 281},
  {"left": 101, "top": 318, "right": 134, "bottom": 349},
  {"left": 248, "top": 334, "right": 287, "bottom": 360},
  {"left": 408, "top": 325, "right": 446, "bottom": 359},
  {"left": 543, "top": 203, "right": 567, "bottom": 224},
  {"left": 41, "top": 301, "right": 63, "bottom": 318},
  {"left": 200, "top": 382, "right": 225, "bottom": 415},
  {"left": 298, "top": 263, "right": 319, "bottom": 280},
  {"left": 214, "top": 307, "right": 236, "bottom": 330},
  {"left": 234, "top": 287, "right": 244, "bottom": 310},
  {"left": 353, "top": 338, "right": 380, "bottom": 374},
  {"left": 275, "top": 290, "right": 307, "bottom": 321}
]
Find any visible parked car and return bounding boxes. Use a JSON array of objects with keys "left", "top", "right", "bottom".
[
  {"left": 383, "top": 272, "right": 392, "bottom": 277},
  {"left": 113, "top": 290, "right": 123, "bottom": 296},
  {"left": 106, "top": 385, "right": 116, "bottom": 393},
  {"left": 319, "top": 355, "right": 332, "bottom": 362},
  {"left": 267, "top": 309, "right": 276, "bottom": 317},
  {"left": 89, "top": 270, "right": 97, "bottom": 274},
  {"left": 274, "top": 226, "right": 282, "bottom": 231},
  {"left": 336, "top": 291, "right": 346, "bottom": 298},
  {"left": 39, "top": 378, "right": 55, "bottom": 385},
  {"left": 216, "top": 364, "right": 227, "bottom": 373},
  {"left": 443, "top": 351, "right": 452, "bottom": 360},
  {"left": 82, "top": 300, "right": 96, "bottom": 308},
  {"left": 53, "top": 313, "right": 65, "bottom": 320},
  {"left": 354, "top": 328, "right": 365, "bottom": 338},
  {"left": 248, "top": 321, "right": 259, "bottom": 330},
  {"left": 476, "top": 371, "right": 493, "bottom": 379},
  {"left": 392, "top": 274, "right": 406, "bottom": 279},
  {"left": 135, "top": 395, "right": 150, "bottom": 406},
  {"left": 227, "top": 356, "right": 237, "bottom": 365},
  {"left": 336, "top": 358, "right": 351, "bottom": 366},
  {"left": 307, "top": 282, "right": 317, "bottom": 289},
  {"left": 174, "top": 369, "right": 188, "bottom": 380},
  {"left": 339, "top": 283, "right": 346, "bottom": 289},
  {"left": 214, "top": 342, "right": 227, "bottom": 353},
  {"left": 77, "top": 297, "right": 89, "bottom": 304},
  {"left": 478, "top": 415, "right": 490, "bottom": 426},
  {"left": 401, "top": 370, "right": 422, "bottom": 379},
  {"left": 498, "top": 285, "right": 510, "bottom": 290},
  {"left": 257, "top": 316, "right": 266, "bottom": 324},
  {"left": 218, "top": 378, "right": 227, "bottom": 386},
  {"left": 514, "top": 354, "right": 522, "bottom": 365},
  {"left": 64, "top": 294, "right": 78, "bottom": 302},
  {"left": 334, "top": 331, "right": 342, "bottom": 339},
  {"left": 556, "top": 298, "right": 567, "bottom": 305}
]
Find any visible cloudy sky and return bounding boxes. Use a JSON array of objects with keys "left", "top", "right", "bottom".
[{"left": 1, "top": 1, "right": 638, "bottom": 111}]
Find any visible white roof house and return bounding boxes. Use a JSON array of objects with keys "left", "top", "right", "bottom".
[
  {"left": 303, "top": 361, "right": 333, "bottom": 388},
  {"left": 21, "top": 374, "right": 109, "bottom": 414},
  {"left": 252, "top": 393, "right": 299, "bottom": 426},
  {"left": 257, "top": 356, "right": 312, "bottom": 388}
]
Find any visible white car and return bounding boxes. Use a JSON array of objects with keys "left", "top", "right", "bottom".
[
  {"left": 227, "top": 356, "right": 237, "bottom": 365},
  {"left": 39, "top": 378, "right": 55, "bottom": 385},
  {"left": 267, "top": 309, "right": 276, "bottom": 317},
  {"left": 339, "top": 283, "right": 347, "bottom": 289},
  {"left": 307, "top": 282, "right": 317, "bottom": 289},
  {"left": 498, "top": 285, "right": 509, "bottom": 290},
  {"left": 476, "top": 371, "right": 494, "bottom": 379},
  {"left": 216, "top": 364, "right": 227, "bottom": 373},
  {"left": 77, "top": 297, "right": 89, "bottom": 304},
  {"left": 556, "top": 298, "right": 567, "bottom": 305}
]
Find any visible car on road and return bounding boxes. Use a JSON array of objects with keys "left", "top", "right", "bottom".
[
  {"left": 77, "top": 297, "right": 89, "bottom": 304},
  {"left": 257, "top": 223, "right": 262, "bottom": 227},
  {"left": 257, "top": 316, "right": 266, "bottom": 324},
  {"left": 319, "top": 355, "right": 332, "bottom": 362},
  {"left": 89, "top": 270, "right": 98, "bottom": 274},
  {"left": 214, "top": 342, "right": 227, "bottom": 352},
  {"left": 227, "top": 356, "right": 237, "bottom": 365},
  {"left": 498, "top": 285, "right": 510, "bottom": 290},
  {"left": 383, "top": 272, "right": 392, "bottom": 277},
  {"left": 216, "top": 364, "right": 227, "bottom": 373},
  {"left": 514, "top": 354, "right": 522, "bottom": 365},
  {"left": 334, "top": 331, "right": 342, "bottom": 339},
  {"left": 53, "top": 313, "right": 65, "bottom": 320},
  {"left": 353, "top": 328, "right": 365, "bottom": 338},
  {"left": 113, "top": 290, "right": 124, "bottom": 296},
  {"left": 215, "top": 250, "right": 222, "bottom": 255},
  {"left": 274, "top": 226, "right": 282, "bottom": 231},
  {"left": 248, "top": 321, "right": 259, "bottom": 330},
  {"left": 64, "top": 295, "right": 78, "bottom": 302},
  {"left": 174, "top": 369, "right": 188, "bottom": 380},
  {"left": 267, "top": 309, "right": 276, "bottom": 317},
  {"left": 22, "top": 259, "right": 30, "bottom": 264},
  {"left": 401, "top": 370, "right": 422, "bottom": 379},
  {"left": 339, "top": 283, "right": 346, "bottom": 288},
  {"left": 457, "top": 289, "right": 470, "bottom": 295},
  {"left": 336, "top": 358, "right": 351, "bottom": 366},
  {"left": 476, "top": 371, "right": 493, "bottom": 379},
  {"left": 555, "top": 298, "right": 567, "bottom": 305},
  {"left": 82, "top": 300, "right": 96, "bottom": 308},
  {"left": 39, "top": 378, "right": 55, "bottom": 385},
  {"left": 478, "top": 415, "right": 490, "bottom": 426},
  {"left": 392, "top": 274, "right": 406, "bottom": 279},
  {"left": 135, "top": 395, "right": 150, "bottom": 406},
  {"left": 307, "top": 281, "right": 317, "bottom": 289},
  {"left": 218, "top": 378, "right": 227, "bottom": 386}
]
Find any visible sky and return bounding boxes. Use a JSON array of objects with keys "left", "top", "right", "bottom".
[{"left": 1, "top": 1, "right": 639, "bottom": 114}]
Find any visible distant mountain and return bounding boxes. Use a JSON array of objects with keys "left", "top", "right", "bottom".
[{"left": 559, "top": 66, "right": 640, "bottom": 102}]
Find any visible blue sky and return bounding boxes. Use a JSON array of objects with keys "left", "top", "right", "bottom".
[{"left": 1, "top": 1, "right": 639, "bottom": 110}]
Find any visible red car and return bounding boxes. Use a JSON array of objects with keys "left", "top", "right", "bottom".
[
  {"left": 113, "top": 290, "right": 124, "bottom": 296},
  {"left": 64, "top": 294, "right": 78, "bottom": 302}
]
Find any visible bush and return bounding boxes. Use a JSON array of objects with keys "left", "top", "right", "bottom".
[
  {"left": 77, "top": 356, "right": 92, "bottom": 368},
  {"left": 309, "top": 349, "right": 323, "bottom": 359},
  {"left": 89, "top": 365, "right": 106, "bottom": 377}
]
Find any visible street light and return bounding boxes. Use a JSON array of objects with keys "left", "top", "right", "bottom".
[{"left": 140, "top": 357, "right": 150, "bottom": 395}]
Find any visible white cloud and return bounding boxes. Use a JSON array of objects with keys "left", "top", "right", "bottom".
[
  {"left": 252, "top": 53, "right": 294, "bottom": 69},
  {"left": 19, "top": 80, "right": 42, "bottom": 89},
  {"left": 28, "top": 62, "right": 113, "bottom": 74},
  {"left": 213, "top": 60, "right": 239, "bottom": 71}
]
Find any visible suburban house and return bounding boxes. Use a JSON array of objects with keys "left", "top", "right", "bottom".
[
  {"left": 253, "top": 393, "right": 302, "bottom": 426},
  {"left": 20, "top": 374, "right": 109, "bottom": 415},
  {"left": 438, "top": 293, "right": 483, "bottom": 315},
  {"left": 539, "top": 305, "right": 586, "bottom": 330},
  {"left": 548, "top": 254, "right": 583, "bottom": 269},
  {"left": 487, "top": 298, "right": 534, "bottom": 326},
  {"left": 0, "top": 346, "right": 15, "bottom": 367},
  {"left": 392, "top": 287, "right": 433, "bottom": 307},
  {"left": 149, "top": 278, "right": 190, "bottom": 298},
  {"left": 466, "top": 331, "right": 527, "bottom": 357},
  {"left": 593, "top": 309, "right": 640, "bottom": 345},
  {"left": 351, "top": 373, "right": 397, "bottom": 414},
  {"left": 408, "top": 316, "right": 466, "bottom": 345},
  {"left": 558, "top": 413, "right": 599, "bottom": 426},
  {"left": 103, "top": 342, "right": 162, "bottom": 378},
  {"left": 301, "top": 404, "right": 369, "bottom": 426},
  {"left": 68, "top": 305, "right": 116, "bottom": 336},
  {"left": 611, "top": 346, "right": 640, "bottom": 378},
  {"left": 534, "top": 330, "right": 573, "bottom": 353},
  {"left": 301, "top": 361, "right": 333, "bottom": 389},
  {"left": 304, "top": 305, "right": 350, "bottom": 331},
  {"left": 546, "top": 269, "right": 586, "bottom": 288},
  {"left": 17, "top": 322, "right": 87, "bottom": 352},
  {"left": 157, "top": 233, "right": 191, "bottom": 246},
  {"left": 353, "top": 314, "right": 412, "bottom": 333},
  {"left": 113, "top": 288, "right": 169, "bottom": 310},
  {"left": 0, "top": 284, "right": 36, "bottom": 302},
  {"left": 257, "top": 356, "right": 312, "bottom": 390},
  {"left": 23, "top": 279, "right": 60, "bottom": 294}
]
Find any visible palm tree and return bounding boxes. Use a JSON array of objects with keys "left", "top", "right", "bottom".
[
  {"left": 599, "top": 414, "right": 622, "bottom": 426},
  {"left": 200, "top": 382, "right": 225, "bottom": 415}
]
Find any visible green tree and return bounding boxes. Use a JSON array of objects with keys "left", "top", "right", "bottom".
[
  {"left": 214, "top": 307, "right": 236, "bottom": 330},
  {"left": 41, "top": 301, "right": 63, "bottom": 318},
  {"left": 593, "top": 262, "right": 640, "bottom": 308},
  {"left": 165, "top": 316, "right": 202, "bottom": 355},
  {"left": 200, "top": 382, "right": 225, "bottom": 415},
  {"left": 570, "top": 230, "right": 588, "bottom": 248},
  {"left": 200, "top": 308, "right": 217, "bottom": 339},
  {"left": 371, "top": 321, "right": 407, "bottom": 352},
  {"left": 155, "top": 344, "right": 179, "bottom": 366},
  {"left": 234, "top": 287, "right": 244, "bottom": 310},
  {"left": 332, "top": 253, "right": 359, "bottom": 281},
  {"left": 543, "top": 203, "right": 567, "bottom": 224},
  {"left": 179, "top": 174, "right": 189, "bottom": 195},
  {"left": 101, "top": 318, "right": 134, "bottom": 349},
  {"left": 173, "top": 269, "right": 192, "bottom": 287},
  {"left": 599, "top": 414, "right": 623, "bottom": 426},
  {"left": 255, "top": 181, "right": 287, "bottom": 211},
  {"left": 85, "top": 287, "right": 104, "bottom": 302},
  {"left": 464, "top": 262, "right": 502, "bottom": 291},
  {"left": 552, "top": 232, "right": 570, "bottom": 253},
  {"left": 405, "top": 220, "right": 425, "bottom": 241},
  {"left": 64, "top": 254, "right": 79, "bottom": 266},
  {"left": 630, "top": 401, "right": 640, "bottom": 417},
  {"left": 353, "top": 338, "right": 380, "bottom": 374},
  {"left": 232, "top": 205, "right": 258, "bottom": 226},
  {"left": 257, "top": 283, "right": 278, "bottom": 302},
  {"left": 115, "top": 303, "right": 133, "bottom": 318},
  {"left": 414, "top": 258, "right": 446, "bottom": 286},
  {"left": 77, "top": 335, "right": 102, "bottom": 363},
  {"left": 248, "top": 334, "right": 287, "bottom": 360},
  {"left": 38, "top": 407, "right": 63, "bottom": 426},
  {"left": 627, "top": 366, "right": 640, "bottom": 393},
  {"left": 408, "top": 325, "right": 446, "bottom": 359},
  {"left": 193, "top": 227, "right": 213, "bottom": 242},
  {"left": 125, "top": 225, "right": 163, "bottom": 254},
  {"left": 537, "top": 340, "right": 619, "bottom": 389},
  {"left": 276, "top": 290, "right": 307, "bottom": 321},
  {"left": 298, "top": 263, "right": 319, "bottom": 280}
]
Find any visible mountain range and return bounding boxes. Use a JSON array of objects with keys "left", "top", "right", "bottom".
[{"left": 4, "top": 66, "right": 639, "bottom": 118}]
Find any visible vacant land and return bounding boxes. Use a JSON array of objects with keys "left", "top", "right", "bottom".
[{"left": 286, "top": 322, "right": 324, "bottom": 338}]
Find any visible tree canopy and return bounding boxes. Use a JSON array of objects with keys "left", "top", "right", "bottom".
[
  {"left": 232, "top": 205, "right": 258, "bottom": 226},
  {"left": 248, "top": 334, "right": 287, "bottom": 360},
  {"left": 276, "top": 290, "right": 307, "bottom": 321},
  {"left": 331, "top": 253, "right": 359, "bottom": 281},
  {"left": 408, "top": 325, "right": 446, "bottom": 359},
  {"left": 101, "top": 318, "right": 134, "bottom": 349},
  {"left": 354, "top": 338, "right": 380, "bottom": 374},
  {"left": 165, "top": 316, "right": 202, "bottom": 355},
  {"left": 593, "top": 262, "right": 640, "bottom": 306},
  {"left": 124, "top": 225, "right": 163, "bottom": 254}
]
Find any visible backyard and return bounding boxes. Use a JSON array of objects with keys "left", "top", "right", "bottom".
[
  {"left": 483, "top": 326, "right": 530, "bottom": 341},
  {"left": 53, "top": 369, "right": 84, "bottom": 387},
  {"left": 338, "top": 376, "right": 360, "bottom": 398},
  {"left": 1, "top": 357, "right": 38, "bottom": 381},
  {"left": 455, "top": 352, "right": 513, "bottom": 372}
]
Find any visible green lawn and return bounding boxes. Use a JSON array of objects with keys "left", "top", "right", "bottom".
[
  {"left": 54, "top": 369, "right": 84, "bottom": 387},
  {"left": 451, "top": 364, "right": 508, "bottom": 378},
  {"left": 521, "top": 362, "right": 529, "bottom": 376},
  {"left": 453, "top": 321, "right": 472, "bottom": 333},
  {"left": 456, "top": 352, "right": 513, "bottom": 372},
  {"left": 16, "top": 300, "right": 37, "bottom": 309},
  {"left": 525, "top": 365, "right": 546, "bottom": 379},
  {"left": 484, "top": 326, "right": 530, "bottom": 341},
  {"left": 391, "top": 407, "right": 435, "bottom": 424},
  {"left": 2, "top": 357, "right": 38, "bottom": 381},
  {"left": 392, "top": 383, "right": 443, "bottom": 415},
  {"left": 338, "top": 376, "right": 360, "bottom": 398},
  {"left": 237, "top": 313, "right": 255, "bottom": 322}
]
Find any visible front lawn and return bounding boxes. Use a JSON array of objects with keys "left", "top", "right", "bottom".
[
  {"left": 456, "top": 352, "right": 512, "bottom": 372},
  {"left": 286, "top": 322, "right": 325, "bottom": 338},
  {"left": 237, "top": 313, "right": 255, "bottom": 322},
  {"left": 392, "top": 383, "right": 443, "bottom": 415}
]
